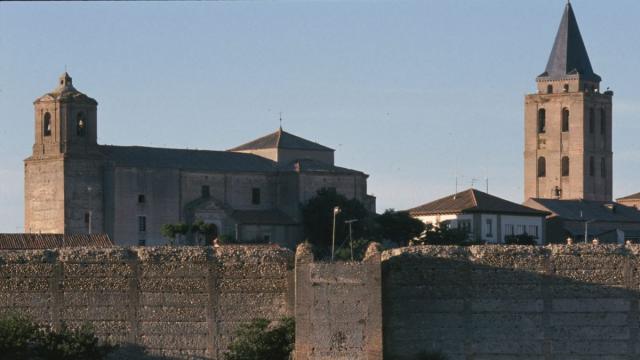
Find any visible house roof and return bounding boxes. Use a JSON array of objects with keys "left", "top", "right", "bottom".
[
  {"left": 618, "top": 192, "right": 640, "bottom": 201},
  {"left": 537, "top": 2, "right": 601, "bottom": 82},
  {"left": 524, "top": 198, "right": 640, "bottom": 223},
  {"left": 100, "top": 145, "right": 278, "bottom": 173},
  {"left": 230, "top": 128, "right": 334, "bottom": 152},
  {"left": 0, "top": 234, "right": 113, "bottom": 250},
  {"left": 408, "top": 189, "right": 548, "bottom": 216},
  {"left": 231, "top": 210, "right": 298, "bottom": 225}
]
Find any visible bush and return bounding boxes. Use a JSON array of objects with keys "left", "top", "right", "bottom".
[
  {"left": 224, "top": 317, "right": 294, "bottom": 360},
  {"left": 0, "top": 313, "right": 114, "bottom": 360},
  {"left": 504, "top": 234, "right": 538, "bottom": 245}
]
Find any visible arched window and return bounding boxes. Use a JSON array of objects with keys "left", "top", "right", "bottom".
[
  {"left": 601, "top": 158, "right": 606, "bottom": 178},
  {"left": 43, "top": 112, "right": 52, "bottom": 137},
  {"left": 563, "top": 84, "right": 569, "bottom": 92},
  {"left": 537, "top": 109, "right": 546, "bottom": 133},
  {"left": 537, "top": 157, "right": 546, "bottom": 177},
  {"left": 76, "top": 113, "right": 86, "bottom": 137},
  {"left": 600, "top": 109, "right": 606, "bottom": 135},
  {"left": 547, "top": 85, "right": 553, "bottom": 94},
  {"left": 561, "top": 156, "right": 570, "bottom": 177},
  {"left": 562, "top": 108, "right": 570, "bottom": 132},
  {"left": 589, "top": 108, "right": 595, "bottom": 134},
  {"left": 589, "top": 156, "right": 595, "bottom": 176}
]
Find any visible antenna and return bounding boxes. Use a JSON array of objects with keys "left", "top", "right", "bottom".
[{"left": 279, "top": 112, "right": 283, "bottom": 130}]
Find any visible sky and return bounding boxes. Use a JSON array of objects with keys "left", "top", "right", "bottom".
[{"left": 0, "top": 0, "right": 639, "bottom": 232}]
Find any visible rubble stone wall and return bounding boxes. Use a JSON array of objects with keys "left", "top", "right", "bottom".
[{"left": 0, "top": 245, "right": 294, "bottom": 359}]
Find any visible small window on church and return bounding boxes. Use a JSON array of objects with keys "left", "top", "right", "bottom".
[
  {"left": 537, "top": 157, "right": 546, "bottom": 178},
  {"left": 537, "top": 109, "right": 546, "bottom": 134},
  {"left": 252, "top": 188, "right": 261, "bottom": 205},
  {"left": 84, "top": 212, "right": 90, "bottom": 224},
  {"left": 201, "top": 185, "right": 210, "bottom": 198},
  {"left": 600, "top": 109, "right": 606, "bottom": 135},
  {"left": 138, "top": 194, "right": 145, "bottom": 204},
  {"left": 601, "top": 158, "right": 606, "bottom": 178},
  {"left": 547, "top": 85, "right": 553, "bottom": 94},
  {"left": 562, "top": 108, "right": 569, "bottom": 132},
  {"left": 589, "top": 156, "right": 595, "bottom": 176},
  {"left": 76, "top": 112, "right": 86, "bottom": 137},
  {"left": 138, "top": 216, "right": 147, "bottom": 232},
  {"left": 589, "top": 108, "right": 595, "bottom": 134},
  {"left": 561, "top": 156, "right": 570, "bottom": 177},
  {"left": 44, "top": 112, "right": 52, "bottom": 137}
]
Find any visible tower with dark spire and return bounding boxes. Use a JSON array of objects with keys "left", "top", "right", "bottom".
[{"left": 524, "top": 2, "right": 613, "bottom": 202}]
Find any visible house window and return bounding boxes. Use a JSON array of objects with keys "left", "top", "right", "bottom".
[
  {"left": 600, "top": 109, "right": 606, "bottom": 135},
  {"left": 138, "top": 216, "right": 146, "bottom": 232},
  {"left": 601, "top": 158, "right": 606, "bottom": 178},
  {"left": 458, "top": 220, "right": 471, "bottom": 233},
  {"left": 527, "top": 225, "right": 539, "bottom": 238},
  {"left": 516, "top": 225, "right": 526, "bottom": 235},
  {"left": 486, "top": 219, "right": 493, "bottom": 237},
  {"left": 138, "top": 194, "right": 146, "bottom": 203},
  {"left": 505, "top": 224, "right": 515, "bottom": 236},
  {"left": 44, "top": 112, "right": 52, "bottom": 137},
  {"left": 562, "top": 108, "right": 569, "bottom": 132},
  {"left": 537, "top": 157, "right": 546, "bottom": 177},
  {"left": 201, "top": 185, "right": 210, "bottom": 198},
  {"left": 561, "top": 156, "right": 570, "bottom": 177},
  {"left": 537, "top": 109, "right": 546, "bottom": 133},
  {"left": 589, "top": 156, "right": 595, "bottom": 176},
  {"left": 589, "top": 108, "right": 595, "bottom": 134},
  {"left": 252, "top": 188, "right": 261, "bottom": 205},
  {"left": 76, "top": 112, "right": 86, "bottom": 137}
]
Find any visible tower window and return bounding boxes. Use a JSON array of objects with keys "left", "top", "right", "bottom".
[
  {"left": 252, "top": 188, "right": 261, "bottom": 205},
  {"left": 537, "top": 109, "right": 546, "bottom": 134},
  {"left": 600, "top": 109, "right": 606, "bottom": 135},
  {"left": 43, "top": 112, "right": 52, "bottom": 137},
  {"left": 601, "top": 158, "right": 606, "bottom": 178},
  {"left": 562, "top": 108, "right": 570, "bottom": 132},
  {"left": 201, "top": 185, "right": 210, "bottom": 198},
  {"left": 589, "top": 156, "right": 595, "bottom": 176},
  {"left": 76, "top": 112, "right": 86, "bottom": 137},
  {"left": 537, "top": 157, "right": 546, "bottom": 178},
  {"left": 547, "top": 85, "right": 553, "bottom": 94},
  {"left": 138, "top": 216, "right": 147, "bottom": 232},
  {"left": 138, "top": 194, "right": 146, "bottom": 203},
  {"left": 589, "top": 108, "right": 595, "bottom": 134},
  {"left": 563, "top": 84, "right": 569, "bottom": 92},
  {"left": 561, "top": 156, "right": 570, "bottom": 177}
]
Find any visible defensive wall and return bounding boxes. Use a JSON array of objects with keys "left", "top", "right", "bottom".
[{"left": 2, "top": 244, "right": 640, "bottom": 359}]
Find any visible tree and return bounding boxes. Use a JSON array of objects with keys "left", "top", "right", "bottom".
[
  {"left": 301, "top": 188, "right": 370, "bottom": 257},
  {"left": 160, "top": 223, "right": 189, "bottom": 245},
  {"left": 411, "top": 223, "right": 470, "bottom": 245},
  {"left": 224, "top": 317, "right": 295, "bottom": 360},
  {"left": 504, "top": 234, "right": 538, "bottom": 245},
  {"left": 373, "top": 209, "right": 425, "bottom": 246}
]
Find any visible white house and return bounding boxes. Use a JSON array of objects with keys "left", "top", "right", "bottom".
[{"left": 408, "top": 188, "right": 549, "bottom": 244}]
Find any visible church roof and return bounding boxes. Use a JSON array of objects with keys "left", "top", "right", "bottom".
[
  {"left": 34, "top": 72, "right": 97, "bottom": 104},
  {"left": 408, "top": 189, "right": 547, "bottom": 216},
  {"left": 278, "top": 158, "right": 366, "bottom": 175},
  {"left": 230, "top": 128, "right": 334, "bottom": 152},
  {"left": 618, "top": 192, "right": 640, "bottom": 201},
  {"left": 101, "top": 145, "right": 278, "bottom": 173},
  {"left": 525, "top": 198, "right": 640, "bottom": 223},
  {"left": 537, "top": 2, "right": 601, "bottom": 82}
]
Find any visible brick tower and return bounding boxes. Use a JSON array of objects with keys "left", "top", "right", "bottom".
[{"left": 524, "top": 2, "right": 613, "bottom": 201}]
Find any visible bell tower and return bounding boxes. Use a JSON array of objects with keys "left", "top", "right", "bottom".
[
  {"left": 524, "top": 2, "right": 613, "bottom": 201},
  {"left": 25, "top": 73, "right": 104, "bottom": 234}
]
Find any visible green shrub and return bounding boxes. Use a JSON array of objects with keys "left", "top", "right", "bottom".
[
  {"left": 224, "top": 317, "right": 294, "bottom": 360},
  {"left": 0, "top": 313, "right": 114, "bottom": 360},
  {"left": 504, "top": 234, "right": 538, "bottom": 245}
]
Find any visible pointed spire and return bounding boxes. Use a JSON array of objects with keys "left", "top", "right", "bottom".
[{"left": 538, "top": 2, "right": 601, "bottom": 82}]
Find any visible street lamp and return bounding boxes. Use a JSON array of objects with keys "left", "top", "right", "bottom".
[
  {"left": 584, "top": 219, "right": 596, "bottom": 243},
  {"left": 344, "top": 219, "right": 359, "bottom": 261},
  {"left": 331, "top": 206, "right": 341, "bottom": 262}
]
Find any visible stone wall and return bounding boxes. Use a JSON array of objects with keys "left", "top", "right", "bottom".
[
  {"left": 295, "top": 243, "right": 383, "bottom": 360},
  {"left": 0, "top": 245, "right": 293, "bottom": 359},
  {"left": 382, "top": 245, "right": 640, "bottom": 360}
]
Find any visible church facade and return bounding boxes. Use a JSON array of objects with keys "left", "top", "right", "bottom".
[{"left": 24, "top": 73, "right": 375, "bottom": 246}]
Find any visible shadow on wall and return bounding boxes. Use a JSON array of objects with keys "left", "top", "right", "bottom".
[
  {"left": 381, "top": 245, "right": 640, "bottom": 360},
  {"left": 107, "top": 343, "right": 206, "bottom": 360}
]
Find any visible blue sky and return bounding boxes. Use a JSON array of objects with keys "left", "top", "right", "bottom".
[{"left": 1, "top": 0, "right": 639, "bottom": 232}]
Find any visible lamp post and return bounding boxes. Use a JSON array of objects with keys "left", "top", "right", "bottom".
[
  {"left": 345, "top": 219, "right": 359, "bottom": 261},
  {"left": 331, "top": 206, "right": 341, "bottom": 262},
  {"left": 584, "top": 219, "right": 595, "bottom": 243}
]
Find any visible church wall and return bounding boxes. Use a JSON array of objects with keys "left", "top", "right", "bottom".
[
  {"left": 227, "top": 173, "right": 277, "bottom": 210},
  {"left": 277, "top": 149, "right": 334, "bottom": 165},
  {"left": 24, "top": 158, "right": 65, "bottom": 233},
  {"left": 299, "top": 173, "right": 368, "bottom": 205},
  {"left": 64, "top": 158, "right": 104, "bottom": 235}
]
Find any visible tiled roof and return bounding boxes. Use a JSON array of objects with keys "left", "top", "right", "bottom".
[
  {"left": 100, "top": 145, "right": 278, "bottom": 173},
  {"left": 0, "top": 234, "right": 113, "bottom": 250},
  {"left": 408, "top": 189, "right": 548, "bottom": 216},
  {"left": 538, "top": 2, "right": 600, "bottom": 82},
  {"left": 230, "top": 128, "right": 334, "bottom": 152},
  {"left": 618, "top": 192, "right": 640, "bottom": 201},
  {"left": 231, "top": 210, "right": 298, "bottom": 225},
  {"left": 524, "top": 198, "right": 640, "bottom": 222}
]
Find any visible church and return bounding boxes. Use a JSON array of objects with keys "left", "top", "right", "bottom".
[{"left": 24, "top": 73, "right": 375, "bottom": 246}]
